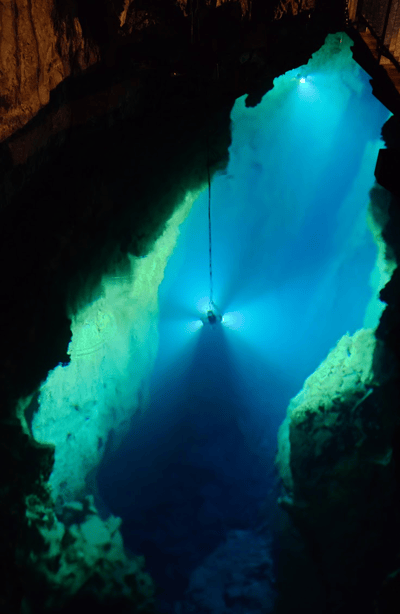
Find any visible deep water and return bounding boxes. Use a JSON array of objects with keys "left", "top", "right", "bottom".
[{"left": 98, "top": 38, "right": 390, "bottom": 613}]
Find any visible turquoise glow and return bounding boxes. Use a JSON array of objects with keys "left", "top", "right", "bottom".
[
  {"left": 154, "top": 34, "right": 390, "bottom": 400},
  {"left": 29, "top": 32, "right": 392, "bottom": 612}
]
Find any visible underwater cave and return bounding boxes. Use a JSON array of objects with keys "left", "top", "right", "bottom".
[{"left": 8, "top": 27, "right": 400, "bottom": 614}]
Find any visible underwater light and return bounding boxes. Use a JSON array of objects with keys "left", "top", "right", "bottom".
[
  {"left": 186, "top": 320, "right": 203, "bottom": 333},
  {"left": 221, "top": 311, "right": 245, "bottom": 331},
  {"left": 300, "top": 78, "right": 306, "bottom": 83}
]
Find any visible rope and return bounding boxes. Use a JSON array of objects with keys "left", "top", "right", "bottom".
[{"left": 206, "top": 128, "right": 214, "bottom": 310}]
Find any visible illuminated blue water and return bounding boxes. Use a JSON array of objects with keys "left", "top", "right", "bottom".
[{"left": 98, "top": 48, "right": 390, "bottom": 612}]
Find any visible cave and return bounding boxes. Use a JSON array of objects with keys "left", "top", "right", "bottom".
[{"left": 2, "top": 2, "right": 400, "bottom": 614}]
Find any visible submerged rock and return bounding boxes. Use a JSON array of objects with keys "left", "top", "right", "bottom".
[
  {"left": 177, "top": 529, "right": 276, "bottom": 614},
  {"left": 20, "top": 493, "right": 155, "bottom": 613},
  {"left": 275, "top": 327, "right": 400, "bottom": 613}
]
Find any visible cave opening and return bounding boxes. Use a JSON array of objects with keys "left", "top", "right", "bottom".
[{"left": 29, "top": 33, "right": 392, "bottom": 613}]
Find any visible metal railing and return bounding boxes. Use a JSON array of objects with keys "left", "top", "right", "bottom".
[
  {"left": 354, "top": 0, "right": 400, "bottom": 68},
  {"left": 358, "top": 0, "right": 393, "bottom": 40}
]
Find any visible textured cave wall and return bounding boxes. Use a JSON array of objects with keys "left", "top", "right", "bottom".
[
  {"left": 19, "top": 490, "right": 157, "bottom": 613},
  {"left": 0, "top": 2, "right": 347, "bottom": 420},
  {"left": 0, "top": 0, "right": 345, "bottom": 143},
  {"left": 0, "top": 0, "right": 335, "bottom": 219},
  {"left": 274, "top": 120, "right": 400, "bottom": 612},
  {"left": 0, "top": 0, "right": 100, "bottom": 142},
  {"left": 0, "top": 95, "right": 232, "bottom": 613},
  {"left": 0, "top": 1, "right": 352, "bottom": 612}
]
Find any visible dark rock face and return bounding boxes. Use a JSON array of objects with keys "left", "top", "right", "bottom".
[
  {"left": 276, "top": 329, "right": 400, "bottom": 613},
  {"left": 0, "top": 0, "right": 335, "bottom": 218},
  {"left": 20, "top": 493, "right": 156, "bottom": 613},
  {"left": 275, "top": 140, "right": 400, "bottom": 613},
  {"left": 178, "top": 529, "right": 276, "bottom": 614},
  {"left": 0, "top": 84, "right": 232, "bottom": 612},
  {"left": 0, "top": 0, "right": 100, "bottom": 142}
]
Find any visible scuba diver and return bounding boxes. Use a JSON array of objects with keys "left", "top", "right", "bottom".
[{"left": 201, "top": 304, "right": 223, "bottom": 326}]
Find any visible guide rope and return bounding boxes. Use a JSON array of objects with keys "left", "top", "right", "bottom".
[{"left": 206, "top": 128, "right": 214, "bottom": 310}]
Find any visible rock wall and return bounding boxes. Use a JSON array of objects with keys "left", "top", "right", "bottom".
[
  {"left": 0, "top": 0, "right": 100, "bottom": 142},
  {"left": 31, "top": 194, "right": 200, "bottom": 509},
  {"left": 178, "top": 528, "right": 276, "bottom": 613},
  {"left": 0, "top": 0, "right": 337, "bottom": 144},
  {"left": 275, "top": 167, "right": 400, "bottom": 613},
  {"left": 21, "top": 493, "right": 155, "bottom": 613},
  {"left": 0, "top": 91, "right": 233, "bottom": 611}
]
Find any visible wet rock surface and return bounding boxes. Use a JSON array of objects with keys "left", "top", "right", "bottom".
[
  {"left": 20, "top": 493, "right": 155, "bottom": 613},
  {"left": 276, "top": 283, "right": 400, "bottom": 611}
]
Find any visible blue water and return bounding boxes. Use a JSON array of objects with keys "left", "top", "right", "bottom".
[{"left": 98, "top": 54, "right": 390, "bottom": 612}]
